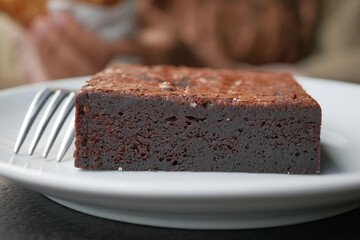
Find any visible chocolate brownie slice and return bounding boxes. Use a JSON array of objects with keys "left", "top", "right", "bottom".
[{"left": 74, "top": 64, "right": 321, "bottom": 173}]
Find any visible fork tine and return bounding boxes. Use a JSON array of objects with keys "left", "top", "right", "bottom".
[
  {"left": 14, "top": 88, "right": 54, "bottom": 154},
  {"left": 42, "top": 92, "right": 76, "bottom": 158},
  {"left": 57, "top": 115, "right": 75, "bottom": 162},
  {"left": 28, "top": 90, "right": 69, "bottom": 155}
]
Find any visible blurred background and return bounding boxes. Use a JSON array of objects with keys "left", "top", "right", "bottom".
[{"left": 0, "top": 0, "right": 359, "bottom": 89}]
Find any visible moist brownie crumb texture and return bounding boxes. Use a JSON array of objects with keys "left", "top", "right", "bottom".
[{"left": 74, "top": 64, "right": 321, "bottom": 173}]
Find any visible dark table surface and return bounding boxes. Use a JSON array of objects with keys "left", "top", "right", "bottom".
[{"left": 1, "top": 176, "right": 359, "bottom": 240}]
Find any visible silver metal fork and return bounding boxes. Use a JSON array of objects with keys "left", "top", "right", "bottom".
[{"left": 14, "top": 88, "right": 76, "bottom": 161}]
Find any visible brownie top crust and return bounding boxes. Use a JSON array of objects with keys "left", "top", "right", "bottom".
[{"left": 81, "top": 64, "right": 318, "bottom": 107}]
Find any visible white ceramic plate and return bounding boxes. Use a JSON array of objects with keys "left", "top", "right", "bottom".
[{"left": 0, "top": 76, "right": 360, "bottom": 229}]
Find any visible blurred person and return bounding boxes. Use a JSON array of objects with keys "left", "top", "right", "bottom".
[
  {"left": 136, "top": 0, "right": 319, "bottom": 69},
  {"left": 1, "top": 0, "right": 360, "bottom": 89},
  {"left": 30, "top": 0, "right": 137, "bottom": 81},
  {"left": 28, "top": 0, "right": 319, "bottom": 81},
  {"left": 131, "top": 0, "right": 360, "bottom": 83},
  {"left": 0, "top": 0, "right": 137, "bottom": 87}
]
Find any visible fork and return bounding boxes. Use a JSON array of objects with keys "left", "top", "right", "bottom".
[{"left": 14, "top": 88, "right": 76, "bottom": 162}]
